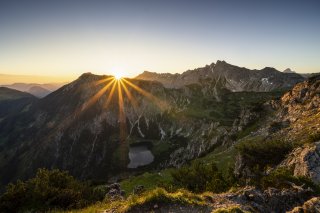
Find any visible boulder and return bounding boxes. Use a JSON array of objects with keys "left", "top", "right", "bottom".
[
  {"left": 279, "top": 142, "right": 320, "bottom": 184},
  {"left": 133, "top": 185, "right": 145, "bottom": 195},
  {"left": 227, "top": 187, "right": 313, "bottom": 213},
  {"left": 288, "top": 197, "right": 320, "bottom": 213},
  {"left": 106, "top": 183, "right": 125, "bottom": 200}
]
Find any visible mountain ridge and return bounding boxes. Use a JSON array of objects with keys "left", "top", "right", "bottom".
[{"left": 136, "top": 60, "right": 305, "bottom": 92}]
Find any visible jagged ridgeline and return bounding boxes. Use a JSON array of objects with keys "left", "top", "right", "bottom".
[{"left": 0, "top": 61, "right": 305, "bottom": 187}]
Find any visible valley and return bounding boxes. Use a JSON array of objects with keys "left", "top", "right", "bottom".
[{"left": 0, "top": 61, "right": 319, "bottom": 213}]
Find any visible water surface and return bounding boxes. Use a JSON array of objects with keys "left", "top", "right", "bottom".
[{"left": 127, "top": 145, "right": 154, "bottom": 168}]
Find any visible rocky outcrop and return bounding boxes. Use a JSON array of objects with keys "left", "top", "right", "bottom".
[
  {"left": 279, "top": 75, "right": 320, "bottom": 122},
  {"left": 279, "top": 142, "right": 320, "bottom": 184},
  {"left": 234, "top": 153, "right": 256, "bottom": 180},
  {"left": 116, "top": 187, "right": 314, "bottom": 213},
  {"left": 284, "top": 68, "right": 296, "bottom": 73},
  {"left": 209, "top": 187, "right": 313, "bottom": 213},
  {"left": 133, "top": 185, "right": 145, "bottom": 195},
  {"left": 165, "top": 105, "right": 262, "bottom": 168},
  {"left": 106, "top": 183, "right": 125, "bottom": 200},
  {"left": 289, "top": 197, "right": 320, "bottom": 213},
  {"left": 164, "top": 121, "right": 227, "bottom": 167},
  {"left": 263, "top": 75, "right": 320, "bottom": 141}
]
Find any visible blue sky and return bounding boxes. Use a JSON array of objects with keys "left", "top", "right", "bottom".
[{"left": 0, "top": 0, "right": 319, "bottom": 80}]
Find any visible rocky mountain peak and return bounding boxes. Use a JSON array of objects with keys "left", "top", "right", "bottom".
[
  {"left": 215, "top": 60, "right": 228, "bottom": 66},
  {"left": 283, "top": 68, "right": 295, "bottom": 73},
  {"left": 140, "top": 71, "right": 156, "bottom": 75},
  {"left": 213, "top": 60, "right": 238, "bottom": 70},
  {"left": 78, "top": 72, "right": 102, "bottom": 81},
  {"left": 261, "top": 67, "right": 278, "bottom": 72}
]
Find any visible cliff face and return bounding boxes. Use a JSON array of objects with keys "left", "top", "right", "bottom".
[
  {"left": 276, "top": 75, "right": 320, "bottom": 177},
  {"left": 272, "top": 75, "right": 320, "bottom": 141},
  {"left": 280, "top": 75, "right": 320, "bottom": 120},
  {"left": 234, "top": 75, "right": 320, "bottom": 182},
  {"left": 280, "top": 142, "right": 320, "bottom": 184}
]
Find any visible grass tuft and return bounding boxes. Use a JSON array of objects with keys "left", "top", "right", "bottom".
[{"left": 64, "top": 187, "right": 208, "bottom": 213}]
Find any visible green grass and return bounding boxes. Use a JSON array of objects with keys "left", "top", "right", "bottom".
[
  {"left": 307, "top": 131, "right": 320, "bottom": 143},
  {"left": 173, "top": 90, "right": 283, "bottom": 126},
  {"left": 235, "top": 121, "right": 260, "bottom": 140},
  {"left": 120, "top": 169, "right": 174, "bottom": 195},
  {"left": 63, "top": 188, "right": 209, "bottom": 213},
  {"left": 195, "top": 146, "right": 237, "bottom": 174},
  {"left": 151, "top": 141, "right": 172, "bottom": 154}
]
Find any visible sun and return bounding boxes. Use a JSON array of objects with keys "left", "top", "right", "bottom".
[
  {"left": 110, "top": 65, "right": 127, "bottom": 80},
  {"left": 114, "top": 73, "right": 123, "bottom": 80}
]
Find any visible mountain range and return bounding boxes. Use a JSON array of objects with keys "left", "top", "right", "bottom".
[
  {"left": 1, "top": 61, "right": 320, "bottom": 212},
  {"left": 136, "top": 60, "right": 304, "bottom": 92},
  {"left": 0, "top": 61, "right": 308, "bottom": 185},
  {"left": 1, "top": 83, "right": 65, "bottom": 98}
]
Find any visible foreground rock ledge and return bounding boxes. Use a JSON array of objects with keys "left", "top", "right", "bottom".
[{"left": 280, "top": 141, "right": 320, "bottom": 184}]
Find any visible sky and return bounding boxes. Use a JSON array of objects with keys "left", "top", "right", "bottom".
[{"left": 0, "top": 0, "right": 319, "bottom": 83}]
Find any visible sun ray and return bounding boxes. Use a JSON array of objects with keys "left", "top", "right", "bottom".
[
  {"left": 117, "top": 80, "right": 125, "bottom": 123},
  {"left": 81, "top": 78, "right": 116, "bottom": 111},
  {"left": 95, "top": 76, "right": 114, "bottom": 86},
  {"left": 122, "top": 78, "right": 168, "bottom": 109},
  {"left": 52, "top": 78, "right": 116, "bottom": 138},
  {"left": 104, "top": 79, "right": 117, "bottom": 109},
  {"left": 120, "top": 80, "right": 139, "bottom": 112},
  {"left": 117, "top": 80, "right": 128, "bottom": 168}
]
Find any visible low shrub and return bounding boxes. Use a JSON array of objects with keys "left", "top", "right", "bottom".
[
  {"left": 171, "top": 162, "right": 234, "bottom": 193},
  {"left": 236, "top": 139, "right": 294, "bottom": 171},
  {"left": 307, "top": 132, "right": 320, "bottom": 143},
  {"left": 259, "top": 167, "right": 319, "bottom": 191},
  {"left": 0, "top": 168, "right": 104, "bottom": 212}
]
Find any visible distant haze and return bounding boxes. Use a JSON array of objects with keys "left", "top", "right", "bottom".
[{"left": 0, "top": 74, "right": 71, "bottom": 84}]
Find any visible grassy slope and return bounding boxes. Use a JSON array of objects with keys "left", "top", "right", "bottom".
[
  {"left": 63, "top": 188, "right": 209, "bottom": 213},
  {"left": 120, "top": 169, "right": 174, "bottom": 195},
  {"left": 179, "top": 90, "right": 283, "bottom": 125}
]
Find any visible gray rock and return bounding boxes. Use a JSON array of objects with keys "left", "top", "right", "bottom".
[
  {"left": 133, "top": 185, "right": 145, "bottom": 195},
  {"left": 106, "top": 183, "right": 125, "bottom": 200},
  {"left": 288, "top": 197, "right": 320, "bottom": 213},
  {"left": 136, "top": 60, "right": 304, "bottom": 92},
  {"left": 279, "top": 142, "right": 320, "bottom": 184}
]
